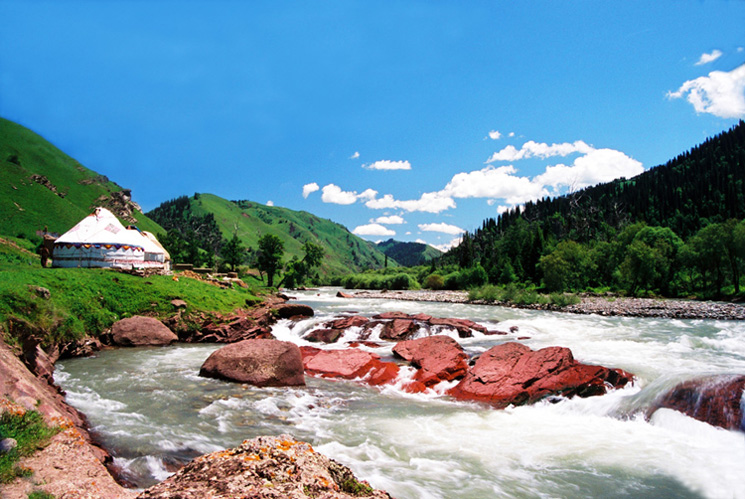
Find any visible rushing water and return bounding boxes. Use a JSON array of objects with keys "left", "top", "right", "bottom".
[{"left": 55, "top": 288, "right": 745, "bottom": 498}]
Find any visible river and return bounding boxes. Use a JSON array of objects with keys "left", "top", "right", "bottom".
[{"left": 55, "top": 288, "right": 745, "bottom": 498}]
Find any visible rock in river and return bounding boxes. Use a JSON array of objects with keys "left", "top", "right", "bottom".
[
  {"left": 448, "top": 342, "right": 633, "bottom": 407},
  {"left": 110, "top": 316, "right": 178, "bottom": 346},
  {"left": 393, "top": 335, "right": 469, "bottom": 387},
  {"left": 200, "top": 339, "right": 305, "bottom": 387},
  {"left": 650, "top": 374, "right": 745, "bottom": 431},
  {"left": 136, "top": 434, "right": 392, "bottom": 499}
]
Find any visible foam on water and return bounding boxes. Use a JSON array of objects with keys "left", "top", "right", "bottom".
[{"left": 55, "top": 288, "right": 745, "bottom": 496}]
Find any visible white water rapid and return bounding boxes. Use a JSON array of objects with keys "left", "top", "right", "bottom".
[{"left": 55, "top": 288, "right": 745, "bottom": 498}]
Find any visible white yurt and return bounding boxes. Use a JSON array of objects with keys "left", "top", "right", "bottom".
[{"left": 52, "top": 207, "right": 168, "bottom": 270}]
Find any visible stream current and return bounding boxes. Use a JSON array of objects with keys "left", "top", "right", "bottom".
[{"left": 55, "top": 288, "right": 745, "bottom": 498}]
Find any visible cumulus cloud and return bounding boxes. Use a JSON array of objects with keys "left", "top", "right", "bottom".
[
  {"left": 321, "top": 184, "right": 361, "bottom": 205},
  {"left": 418, "top": 222, "right": 465, "bottom": 235},
  {"left": 365, "top": 191, "right": 456, "bottom": 213},
  {"left": 535, "top": 148, "right": 644, "bottom": 191},
  {"left": 487, "top": 130, "right": 501, "bottom": 140},
  {"left": 667, "top": 63, "right": 745, "bottom": 119},
  {"left": 486, "top": 140, "right": 594, "bottom": 163},
  {"left": 266, "top": 200, "right": 274, "bottom": 206},
  {"left": 350, "top": 151, "right": 360, "bottom": 159},
  {"left": 302, "top": 182, "right": 320, "bottom": 199},
  {"left": 352, "top": 223, "right": 395, "bottom": 236},
  {"left": 695, "top": 49, "right": 723, "bottom": 66},
  {"left": 431, "top": 237, "right": 463, "bottom": 252},
  {"left": 363, "top": 160, "right": 412, "bottom": 170},
  {"left": 442, "top": 165, "right": 547, "bottom": 205},
  {"left": 374, "top": 215, "right": 405, "bottom": 225}
]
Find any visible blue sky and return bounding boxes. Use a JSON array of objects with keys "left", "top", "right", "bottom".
[{"left": 2, "top": 1, "right": 744, "bottom": 251}]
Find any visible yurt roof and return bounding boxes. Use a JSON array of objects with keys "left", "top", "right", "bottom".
[{"left": 55, "top": 207, "right": 145, "bottom": 248}]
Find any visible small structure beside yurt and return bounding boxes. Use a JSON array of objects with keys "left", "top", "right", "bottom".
[{"left": 52, "top": 207, "right": 169, "bottom": 271}]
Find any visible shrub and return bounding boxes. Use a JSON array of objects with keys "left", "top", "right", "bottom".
[{"left": 423, "top": 274, "right": 445, "bottom": 290}]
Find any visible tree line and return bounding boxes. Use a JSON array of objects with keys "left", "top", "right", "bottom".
[{"left": 441, "top": 121, "right": 745, "bottom": 298}]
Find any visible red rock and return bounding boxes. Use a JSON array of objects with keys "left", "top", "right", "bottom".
[
  {"left": 380, "top": 318, "right": 420, "bottom": 340},
  {"left": 304, "top": 328, "right": 342, "bottom": 343},
  {"left": 326, "top": 316, "right": 369, "bottom": 329},
  {"left": 374, "top": 311, "right": 414, "bottom": 320},
  {"left": 275, "top": 303, "right": 314, "bottom": 319},
  {"left": 448, "top": 342, "right": 632, "bottom": 407},
  {"left": 393, "top": 335, "right": 468, "bottom": 387},
  {"left": 336, "top": 291, "right": 354, "bottom": 298},
  {"left": 429, "top": 318, "right": 486, "bottom": 337},
  {"left": 301, "top": 347, "right": 399, "bottom": 386},
  {"left": 651, "top": 375, "right": 745, "bottom": 431},
  {"left": 110, "top": 316, "right": 178, "bottom": 346},
  {"left": 200, "top": 339, "right": 305, "bottom": 387}
]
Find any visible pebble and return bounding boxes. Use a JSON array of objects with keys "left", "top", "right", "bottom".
[{"left": 0, "top": 438, "right": 18, "bottom": 453}]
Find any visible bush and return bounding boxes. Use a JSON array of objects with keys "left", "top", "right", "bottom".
[{"left": 423, "top": 273, "right": 445, "bottom": 290}]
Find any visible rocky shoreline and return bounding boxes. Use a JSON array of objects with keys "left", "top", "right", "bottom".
[{"left": 347, "top": 289, "right": 745, "bottom": 320}]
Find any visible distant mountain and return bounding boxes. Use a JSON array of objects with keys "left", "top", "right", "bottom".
[
  {"left": 147, "top": 193, "right": 390, "bottom": 275},
  {"left": 376, "top": 238, "right": 442, "bottom": 267},
  {"left": 0, "top": 117, "right": 163, "bottom": 241}
]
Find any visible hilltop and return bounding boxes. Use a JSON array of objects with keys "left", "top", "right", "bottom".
[
  {"left": 376, "top": 238, "right": 442, "bottom": 267},
  {"left": 147, "top": 193, "right": 390, "bottom": 275},
  {"left": 0, "top": 118, "right": 163, "bottom": 242}
]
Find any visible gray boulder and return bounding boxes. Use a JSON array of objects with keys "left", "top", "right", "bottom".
[{"left": 199, "top": 339, "right": 305, "bottom": 387}]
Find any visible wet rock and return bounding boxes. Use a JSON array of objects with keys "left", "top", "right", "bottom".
[
  {"left": 379, "top": 318, "right": 420, "bottom": 340},
  {"left": 448, "top": 342, "right": 633, "bottom": 408},
  {"left": 336, "top": 291, "right": 355, "bottom": 298},
  {"left": 650, "top": 374, "right": 745, "bottom": 431},
  {"left": 301, "top": 346, "right": 399, "bottom": 386},
  {"left": 275, "top": 303, "right": 314, "bottom": 319},
  {"left": 393, "top": 335, "right": 469, "bottom": 387},
  {"left": 200, "top": 339, "right": 305, "bottom": 387},
  {"left": 136, "top": 434, "right": 391, "bottom": 499},
  {"left": 305, "top": 328, "right": 343, "bottom": 343},
  {"left": 327, "top": 315, "right": 369, "bottom": 329},
  {"left": 110, "top": 316, "right": 178, "bottom": 346}
]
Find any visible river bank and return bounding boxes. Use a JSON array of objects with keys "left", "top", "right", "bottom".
[{"left": 347, "top": 289, "right": 745, "bottom": 320}]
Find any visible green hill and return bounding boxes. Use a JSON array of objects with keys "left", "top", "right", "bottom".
[
  {"left": 147, "top": 193, "right": 390, "bottom": 275},
  {"left": 0, "top": 117, "right": 162, "bottom": 243},
  {"left": 377, "top": 238, "right": 442, "bottom": 267}
]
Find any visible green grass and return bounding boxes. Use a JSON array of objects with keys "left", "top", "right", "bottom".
[
  {"left": 0, "top": 117, "right": 162, "bottom": 246},
  {"left": 0, "top": 265, "right": 261, "bottom": 346},
  {"left": 171, "top": 193, "right": 390, "bottom": 275},
  {"left": 27, "top": 491, "right": 55, "bottom": 499},
  {"left": 0, "top": 408, "right": 60, "bottom": 484}
]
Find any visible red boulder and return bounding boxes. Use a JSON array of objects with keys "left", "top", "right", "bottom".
[
  {"left": 393, "top": 335, "right": 469, "bottom": 387},
  {"left": 651, "top": 374, "right": 745, "bottom": 431},
  {"left": 448, "top": 342, "right": 633, "bottom": 407},
  {"left": 110, "top": 316, "right": 178, "bottom": 346},
  {"left": 200, "top": 339, "right": 305, "bottom": 387},
  {"left": 301, "top": 347, "right": 399, "bottom": 386},
  {"left": 379, "top": 319, "right": 420, "bottom": 340}
]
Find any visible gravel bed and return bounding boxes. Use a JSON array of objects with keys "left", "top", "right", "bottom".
[{"left": 349, "top": 290, "right": 745, "bottom": 320}]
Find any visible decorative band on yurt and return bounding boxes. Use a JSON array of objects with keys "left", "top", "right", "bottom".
[{"left": 54, "top": 243, "right": 145, "bottom": 252}]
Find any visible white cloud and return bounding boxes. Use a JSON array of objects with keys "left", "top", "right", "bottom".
[
  {"left": 508, "top": 132, "right": 515, "bottom": 137},
  {"left": 374, "top": 215, "right": 405, "bottom": 225},
  {"left": 535, "top": 148, "right": 644, "bottom": 191},
  {"left": 365, "top": 191, "right": 456, "bottom": 213},
  {"left": 352, "top": 223, "right": 395, "bottom": 236},
  {"left": 363, "top": 160, "right": 412, "bottom": 170},
  {"left": 667, "top": 63, "right": 745, "bottom": 119},
  {"left": 487, "top": 130, "right": 501, "bottom": 140},
  {"left": 486, "top": 140, "right": 594, "bottom": 163},
  {"left": 418, "top": 222, "right": 465, "bottom": 235},
  {"left": 266, "top": 200, "right": 274, "bottom": 206},
  {"left": 358, "top": 188, "right": 378, "bottom": 202},
  {"left": 302, "top": 182, "right": 320, "bottom": 199},
  {"left": 321, "top": 184, "right": 360, "bottom": 205},
  {"left": 695, "top": 49, "right": 723, "bottom": 66},
  {"left": 431, "top": 237, "right": 462, "bottom": 252},
  {"left": 443, "top": 165, "right": 547, "bottom": 205},
  {"left": 350, "top": 151, "right": 360, "bottom": 159}
]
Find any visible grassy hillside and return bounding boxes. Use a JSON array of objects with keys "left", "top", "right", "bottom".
[
  {"left": 148, "top": 193, "right": 390, "bottom": 275},
  {"left": 377, "top": 238, "right": 442, "bottom": 267},
  {"left": 0, "top": 117, "right": 162, "bottom": 244}
]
